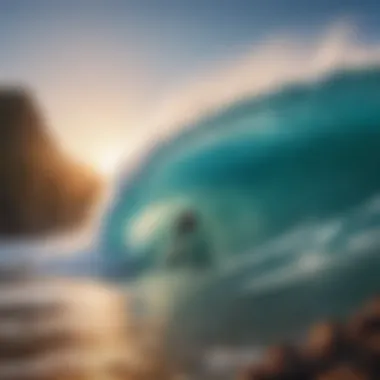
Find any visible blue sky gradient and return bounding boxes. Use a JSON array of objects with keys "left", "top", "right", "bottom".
[{"left": 2, "top": 0, "right": 380, "bottom": 88}]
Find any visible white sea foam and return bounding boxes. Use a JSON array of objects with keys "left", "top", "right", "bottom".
[{"left": 127, "top": 21, "right": 380, "bottom": 171}]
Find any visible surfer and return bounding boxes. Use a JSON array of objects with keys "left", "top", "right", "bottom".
[{"left": 165, "top": 210, "right": 213, "bottom": 270}]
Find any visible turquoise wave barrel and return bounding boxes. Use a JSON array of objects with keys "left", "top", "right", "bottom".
[{"left": 102, "top": 67, "right": 380, "bottom": 351}]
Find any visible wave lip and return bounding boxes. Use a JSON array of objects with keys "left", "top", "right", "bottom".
[{"left": 117, "top": 21, "right": 380, "bottom": 174}]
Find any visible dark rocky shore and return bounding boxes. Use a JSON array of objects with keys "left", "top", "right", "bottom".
[{"left": 238, "top": 296, "right": 380, "bottom": 380}]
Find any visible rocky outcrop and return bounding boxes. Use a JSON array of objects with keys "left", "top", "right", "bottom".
[
  {"left": 0, "top": 87, "right": 102, "bottom": 237},
  {"left": 238, "top": 296, "right": 380, "bottom": 380}
]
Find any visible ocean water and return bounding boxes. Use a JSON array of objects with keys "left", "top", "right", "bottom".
[{"left": 102, "top": 66, "right": 380, "bottom": 364}]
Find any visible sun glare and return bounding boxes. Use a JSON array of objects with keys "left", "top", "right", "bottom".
[{"left": 94, "top": 149, "right": 125, "bottom": 178}]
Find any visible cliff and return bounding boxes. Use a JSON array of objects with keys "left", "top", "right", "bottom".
[{"left": 0, "top": 88, "right": 102, "bottom": 237}]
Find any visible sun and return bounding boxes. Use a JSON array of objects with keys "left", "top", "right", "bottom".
[{"left": 94, "top": 149, "right": 125, "bottom": 177}]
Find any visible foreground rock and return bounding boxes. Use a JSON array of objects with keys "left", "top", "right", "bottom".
[
  {"left": 0, "top": 87, "right": 102, "bottom": 237},
  {"left": 238, "top": 296, "right": 380, "bottom": 380}
]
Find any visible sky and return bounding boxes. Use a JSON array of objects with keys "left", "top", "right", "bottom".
[{"left": 1, "top": 0, "right": 380, "bottom": 177}]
